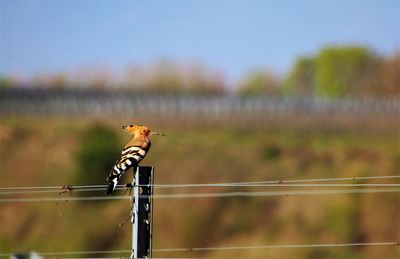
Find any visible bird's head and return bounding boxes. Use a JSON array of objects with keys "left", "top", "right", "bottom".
[{"left": 122, "top": 124, "right": 166, "bottom": 137}]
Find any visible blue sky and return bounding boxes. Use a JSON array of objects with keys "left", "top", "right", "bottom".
[{"left": 0, "top": 0, "right": 399, "bottom": 82}]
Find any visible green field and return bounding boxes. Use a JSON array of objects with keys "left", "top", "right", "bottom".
[{"left": 0, "top": 118, "right": 399, "bottom": 258}]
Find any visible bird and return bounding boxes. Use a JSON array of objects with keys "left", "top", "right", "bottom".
[{"left": 106, "top": 124, "right": 165, "bottom": 195}]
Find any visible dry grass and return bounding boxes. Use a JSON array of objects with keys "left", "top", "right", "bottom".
[{"left": 0, "top": 117, "right": 399, "bottom": 258}]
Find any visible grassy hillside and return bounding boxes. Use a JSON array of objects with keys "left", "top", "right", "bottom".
[{"left": 0, "top": 118, "right": 399, "bottom": 258}]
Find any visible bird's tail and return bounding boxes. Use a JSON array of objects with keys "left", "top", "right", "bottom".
[{"left": 106, "top": 169, "right": 120, "bottom": 195}]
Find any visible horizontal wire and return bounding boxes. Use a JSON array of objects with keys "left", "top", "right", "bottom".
[
  {"left": 1, "top": 241, "right": 398, "bottom": 257},
  {"left": 1, "top": 250, "right": 131, "bottom": 256},
  {"left": 153, "top": 241, "right": 400, "bottom": 252},
  {"left": 1, "top": 183, "right": 399, "bottom": 196},
  {"left": 234, "top": 175, "right": 400, "bottom": 184},
  {"left": 0, "top": 188, "right": 106, "bottom": 195},
  {"left": 0, "top": 185, "right": 109, "bottom": 190},
  {"left": 60, "top": 258, "right": 193, "bottom": 259},
  {"left": 151, "top": 176, "right": 400, "bottom": 188},
  {"left": 59, "top": 258, "right": 192, "bottom": 259},
  {"left": 0, "top": 188, "right": 398, "bottom": 203},
  {"left": 0, "top": 175, "right": 399, "bottom": 191},
  {"left": 59, "top": 258, "right": 190, "bottom": 259}
]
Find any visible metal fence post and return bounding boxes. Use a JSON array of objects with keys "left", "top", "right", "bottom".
[{"left": 131, "top": 166, "right": 154, "bottom": 259}]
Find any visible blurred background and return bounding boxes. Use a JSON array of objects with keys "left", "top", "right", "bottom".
[{"left": 0, "top": 0, "right": 399, "bottom": 258}]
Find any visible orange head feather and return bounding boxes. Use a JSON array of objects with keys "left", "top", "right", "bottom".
[{"left": 122, "top": 124, "right": 166, "bottom": 137}]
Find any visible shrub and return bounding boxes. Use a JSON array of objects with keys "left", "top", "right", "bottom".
[
  {"left": 74, "top": 124, "right": 121, "bottom": 185},
  {"left": 262, "top": 144, "right": 282, "bottom": 161}
]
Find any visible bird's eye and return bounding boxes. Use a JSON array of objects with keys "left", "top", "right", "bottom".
[{"left": 129, "top": 124, "right": 133, "bottom": 127}]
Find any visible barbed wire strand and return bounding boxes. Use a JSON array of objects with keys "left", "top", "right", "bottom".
[
  {"left": 232, "top": 175, "right": 400, "bottom": 184},
  {"left": 59, "top": 258, "right": 193, "bottom": 259},
  {"left": 0, "top": 188, "right": 398, "bottom": 203},
  {"left": 60, "top": 258, "right": 192, "bottom": 259},
  {"left": 1, "top": 183, "right": 399, "bottom": 196},
  {"left": 1, "top": 241, "right": 398, "bottom": 257},
  {"left": 0, "top": 175, "right": 399, "bottom": 192},
  {"left": 153, "top": 241, "right": 400, "bottom": 252},
  {"left": 62, "top": 256, "right": 192, "bottom": 259}
]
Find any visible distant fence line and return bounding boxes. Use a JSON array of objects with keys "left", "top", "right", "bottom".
[{"left": 0, "top": 89, "right": 399, "bottom": 121}]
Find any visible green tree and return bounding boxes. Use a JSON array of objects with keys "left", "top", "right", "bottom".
[
  {"left": 238, "top": 70, "right": 280, "bottom": 96},
  {"left": 283, "top": 57, "right": 315, "bottom": 96},
  {"left": 314, "top": 46, "right": 379, "bottom": 97},
  {"left": 0, "top": 77, "right": 12, "bottom": 88}
]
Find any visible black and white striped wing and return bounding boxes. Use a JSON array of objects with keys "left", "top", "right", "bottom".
[
  {"left": 115, "top": 145, "right": 147, "bottom": 171},
  {"left": 106, "top": 146, "right": 147, "bottom": 195}
]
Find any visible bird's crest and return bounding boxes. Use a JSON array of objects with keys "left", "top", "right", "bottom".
[{"left": 122, "top": 124, "right": 166, "bottom": 137}]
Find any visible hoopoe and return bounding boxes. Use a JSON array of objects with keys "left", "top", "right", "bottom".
[{"left": 106, "top": 124, "right": 165, "bottom": 195}]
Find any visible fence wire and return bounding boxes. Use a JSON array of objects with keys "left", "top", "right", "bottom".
[
  {"left": 1, "top": 241, "right": 398, "bottom": 258},
  {"left": 0, "top": 188, "right": 399, "bottom": 203}
]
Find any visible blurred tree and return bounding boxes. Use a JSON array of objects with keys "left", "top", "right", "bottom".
[
  {"left": 379, "top": 53, "right": 400, "bottom": 96},
  {"left": 283, "top": 57, "right": 315, "bottom": 96},
  {"left": 49, "top": 74, "right": 67, "bottom": 89},
  {"left": 125, "top": 60, "right": 226, "bottom": 95},
  {"left": 0, "top": 77, "right": 12, "bottom": 88},
  {"left": 125, "top": 64, "right": 146, "bottom": 90},
  {"left": 74, "top": 124, "right": 121, "bottom": 185},
  {"left": 30, "top": 72, "right": 69, "bottom": 88},
  {"left": 146, "top": 60, "right": 185, "bottom": 92},
  {"left": 74, "top": 66, "right": 114, "bottom": 89},
  {"left": 90, "top": 68, "right": 113, "bottom": 89},
  {"left": 32, "top": 74, "right": 47, "bottom": 87},
  {"left": 238, "top": 70, "right": 280, "bottom": 96},
  {"left": 184, "top": 63, "right": 226, "bottom": 95},
  {"left": 314, "top": 46, "right": 380, "bottom": 97}
]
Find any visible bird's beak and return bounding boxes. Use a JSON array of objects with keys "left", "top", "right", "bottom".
[
  {"left": 150, "top": 131, "right": 166, "bottom": 137},
  {"left": 122, "top": 125, "right": 128, "bottom": 132}
]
